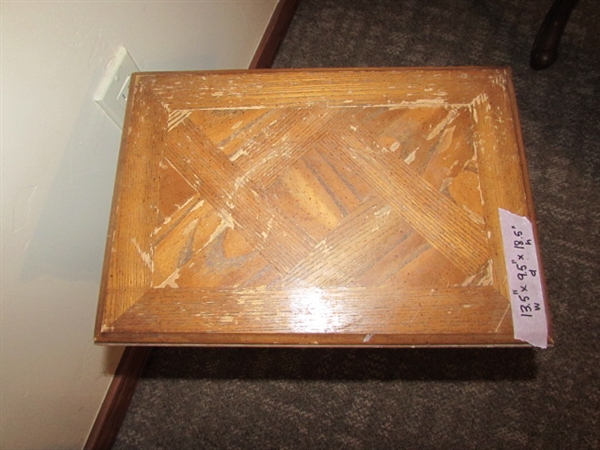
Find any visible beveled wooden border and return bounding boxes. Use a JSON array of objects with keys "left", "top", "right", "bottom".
[
  {"left": 142, "top": 67, "right": 500, "bottom": 110},
  {"left": 100, "top": 287, "right": 510, "bottom": 341}
]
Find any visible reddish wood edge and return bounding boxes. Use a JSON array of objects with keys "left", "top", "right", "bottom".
[
  {"left": 249, "top": 0, "right": 301, "bottom": 69},
  {"left": 83, "top": 347, "right": 152, "bottom": 450}
]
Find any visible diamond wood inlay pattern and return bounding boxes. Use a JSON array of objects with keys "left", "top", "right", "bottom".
[{"left": 95, "top": 68, "right": 551, "bottom": 346}]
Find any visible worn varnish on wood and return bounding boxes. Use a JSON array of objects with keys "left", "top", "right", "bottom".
[{"left": 95, "top": 68, "right": 552, "bottom": 346}]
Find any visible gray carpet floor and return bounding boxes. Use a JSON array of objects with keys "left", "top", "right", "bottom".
[{"left": 114, "top": 1, "right": 600, "bottom": 448}]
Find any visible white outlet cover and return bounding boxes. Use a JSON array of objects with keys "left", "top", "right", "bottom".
[{"left": 94, "top": 47, "right": 140, "bottom": 129}]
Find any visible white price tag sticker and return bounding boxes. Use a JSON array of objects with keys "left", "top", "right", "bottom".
[{"left": 499, "top": 208, "right": 548, "bottom": 348}]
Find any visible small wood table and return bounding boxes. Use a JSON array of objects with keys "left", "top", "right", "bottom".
[{"left": 95, "top": 68, "right": 552, "bottom": 347}]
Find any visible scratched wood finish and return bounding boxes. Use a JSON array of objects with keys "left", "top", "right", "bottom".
[{"left": 95, "top": 68, "right": 550, "bottom": 346}]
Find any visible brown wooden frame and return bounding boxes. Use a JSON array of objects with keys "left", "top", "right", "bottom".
[{"left": 94, "top": 67, "right": 552, "bottom": 347}]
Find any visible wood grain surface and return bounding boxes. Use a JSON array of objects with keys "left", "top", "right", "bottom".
[{"left": 95, "top": 68, "right": 551, "bottom": 346}]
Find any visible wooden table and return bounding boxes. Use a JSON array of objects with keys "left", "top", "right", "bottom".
[{"left": 95, "top": 68, "right": 552, "bottom": 347}]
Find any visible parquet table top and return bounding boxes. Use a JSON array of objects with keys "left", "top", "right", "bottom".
[{"left": 95, "top": 68, "right": 552, "bottom": 346}]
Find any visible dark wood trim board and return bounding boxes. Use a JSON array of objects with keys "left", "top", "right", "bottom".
[
  {"left": 84, "top": 2, "right": 299, "bottom": 448},
  {"left": 83, "top": 347, "right": 151, "bottom": 450},
  {"left": 250, "top": 0, "right": 301, "bottom": 69}
]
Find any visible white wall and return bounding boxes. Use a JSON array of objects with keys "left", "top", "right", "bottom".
[{"left": 0, "top": 1, "right": 277, "bottom": 448}]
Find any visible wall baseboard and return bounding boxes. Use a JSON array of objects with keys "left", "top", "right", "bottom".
[
  {"left": 250, "top": 0, "right": 301, "bottom": 69},
  {"left": 83, "top": 347, "right": 151, "bottom": 450},
  {"left": 83, "top": 2, "right": 299, "bottom": 448}
]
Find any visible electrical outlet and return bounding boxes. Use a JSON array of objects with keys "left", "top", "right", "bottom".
[{"left": 94, "top": 47, "right": 139, "bottom": 128}]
